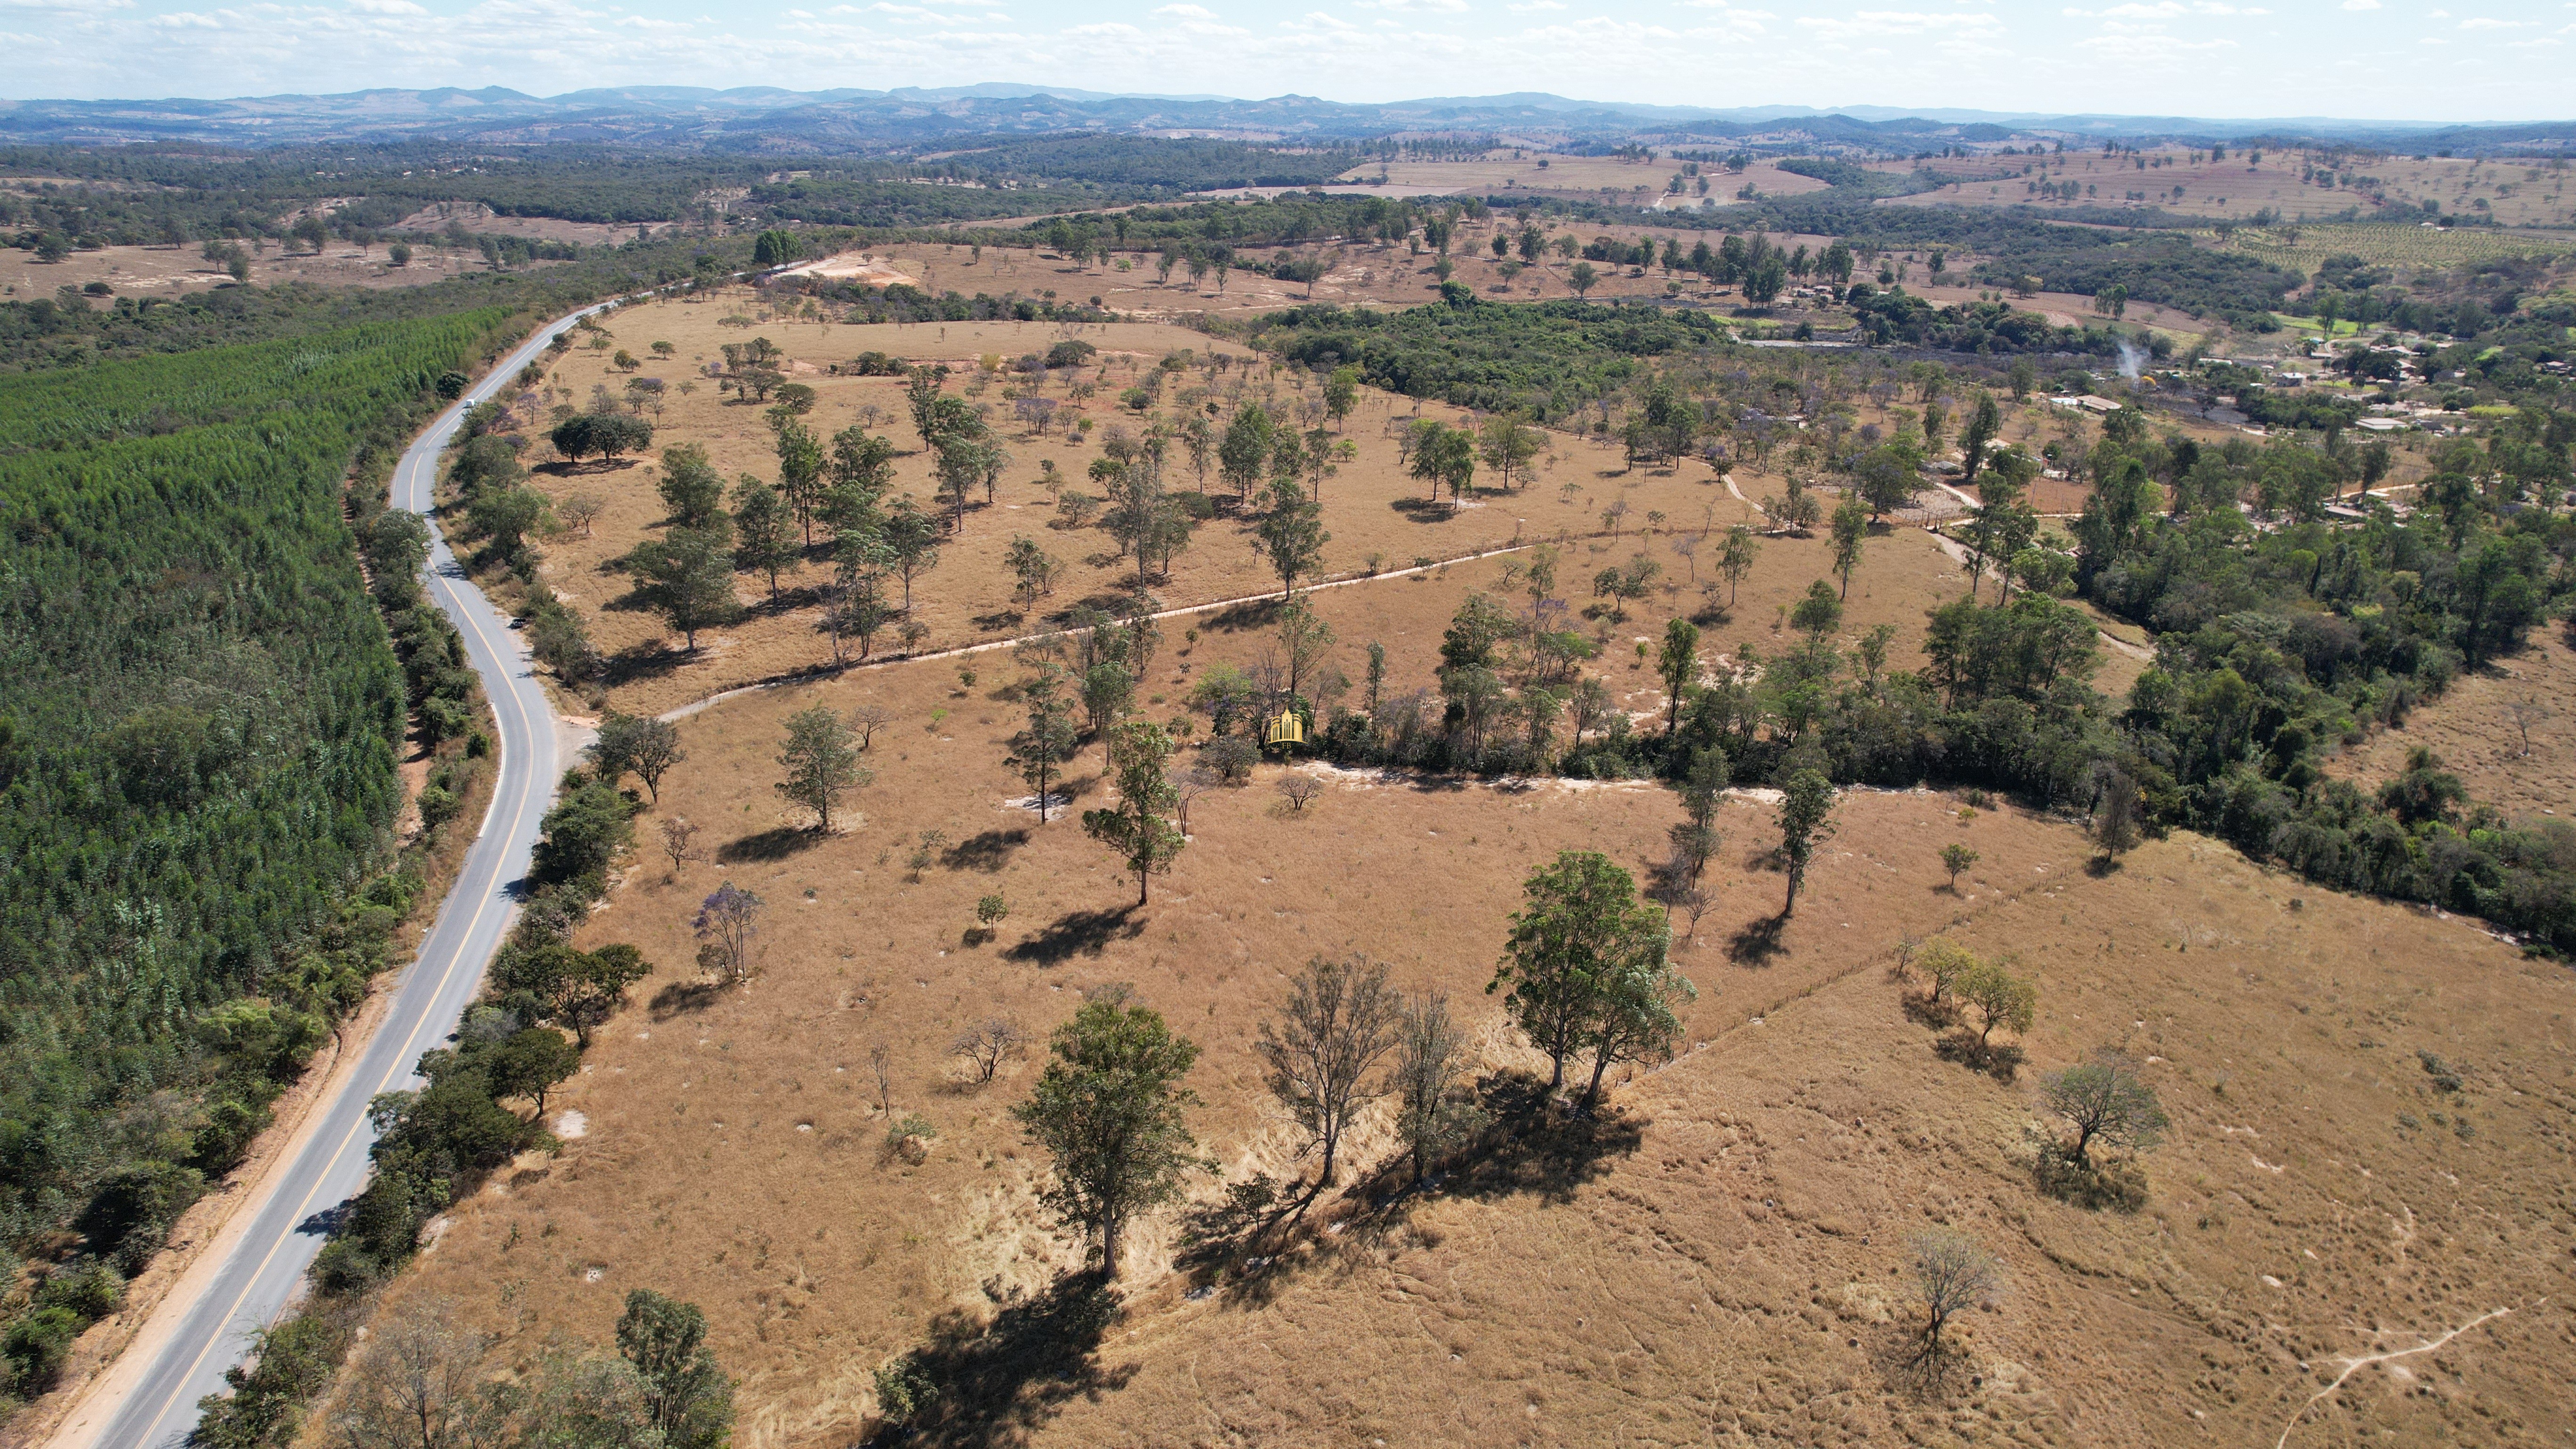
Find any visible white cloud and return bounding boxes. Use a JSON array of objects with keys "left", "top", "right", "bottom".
[
  {"left": 347, "top": 0, "right": 426, "bottom": 12},
  {"left": 1150, "top": 2, "right": 1211, "bottom": 14},
  {"left": 1353, "top": 0, "right": 1468, "bottom": 11},
  {"left": 2457, "top": 15, "right": 2527, "bottom": 26},
  {"left": 1506, "top": 0, "right": 1563, "bottom": 10}
]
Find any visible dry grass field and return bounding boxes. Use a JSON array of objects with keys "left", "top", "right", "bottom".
[
  {"left": 1882, "top": 151, "right": 2576, "bottom": 229},
  {"left": 373, "top": 612, "right": 2576, "bottom": 1446},
  {"left": 2333, "top": 628, "right": 2576, "bottom": 829},
  {"left": 517, "top": 296, "right": 1988, "bottom": 718},
  {"left": 0, "top": 239, "right": 505, "bottom": 302},
  {"left": 1331, "top": 154, "right": 1835, "bottom": 208}
]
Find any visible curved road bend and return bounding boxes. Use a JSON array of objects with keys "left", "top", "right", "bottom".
[{"left": 66, "top": 305, "right": 608, "bottom": 1449}]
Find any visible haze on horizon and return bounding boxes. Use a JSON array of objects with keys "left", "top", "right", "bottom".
[{"left": 2, "top": 0, "right": 2568, "bottom": 127}]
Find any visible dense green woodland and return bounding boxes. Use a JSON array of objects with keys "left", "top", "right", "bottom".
[{"left": 0, "top": 307, "right": 518, "bottom": 1402}]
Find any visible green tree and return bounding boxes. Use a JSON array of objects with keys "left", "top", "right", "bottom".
[
  {"left": 1083, "top": 721, "right": 1186, "bottom": 906},
  {"left": 1829, "top": 495, "right": 1868, "bottom": 600},
  {"left": 776, "top": 705, "right": 869, "bottom": 832},
  {"left": 589, "top": 711, "right": 685, "bottom": 804},
  {"left": 1080, "top": 660, "right": 1135, "bottom": 741},
  {"left": 1488, "top": 850, "right": 1668, "bottom": 1093},
  {"left": 628, "top": 527, "right": 742, "bottom": 652},
  {"left": 1957, "top": 392, "right": 2003, "bottom": 494},
  {"left": 657, "top": 443, "right": 727, "bottom": 529},
  {"left": 1578, "top": 946, "right": 1695, "bottom": 1110},
  {"left": 1940, "top": 842, "right": 1978, "bottom": 891},
  {"left": 1655, "top": 618, "right": 1699, "bottom": 734},
  {"left": 752, "top": 228, "right": 801, "bottom": 267},
  {"left": 882, "top": 499, "right": 942, "bottom": 613},
  {"left": 1408, "top": 421, "right": 1477, "bottom": 507},
  {"left": 1790, "top": 579, "right": 1843, "bottom": 636},
  {"left": 773, "top": 418, "right": 826, "bottom": 540},
  {"left": 2040, "top": 1049, "right": 2168, "bottom": 1170},
  {"left": 615, "top": 1289, "right": 734, "bottom": 1449},
  {"left": 1011, "top": 992, "right": 1203, "bottom": 1276},
  {"left": 1006, "top": 535, "right": 1059, "bottom": 612},
  {"left": 486, "top": 1027, "right": 580, "bottom": 1117},
  {"left": 1218, "top": 403, "right": 1276, "bottom": 503},
  {"left": 1255, "top": 475, "right": 1329, "bottom": 600},
  {"left": 1958, "top": 959, "right": 2035, "bottom": 1052},
  {"left": 1323, "top": 365, "right": 1360, "bottom": 431},
  {"left": 731, "top": 476, "right": 797, "bottom": 597},
  {"left": 1774, "top": 769, "right": 1838, "bottom": 917},
  {"left": 1568, "top": 260, "right": 1599, "bottom": 298},
  {"left": 1716, "top": 524, "right": 1759, "bottom": 608},
  {"left": 1477, "top": 414, "right": 1543, "bottom": 493},
  {"left": 493, "top": 942, "right": 651, "bottom": 1048},
  {"left": 1009, "top": 667, "right": 1080, "bottom": 823}
]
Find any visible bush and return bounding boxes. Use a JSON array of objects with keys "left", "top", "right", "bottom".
[
  {"left": 3, "top": 1306, "right": 80, "bottom": 1393},
  {"left": 34, "top": 1260, "right": 124, "bottom": 1321}
]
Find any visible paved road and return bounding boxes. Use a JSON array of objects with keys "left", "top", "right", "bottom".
[{"left": 78, "top": 306, "right": 601, "bottom": 1449}]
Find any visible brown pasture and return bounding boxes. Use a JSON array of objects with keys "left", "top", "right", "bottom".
[
  {"left": 519, "top": 298, "right": 1957, "bottom": 718},
  {"left": 374, "top": 614, "right": 2576, "bottom": 1446}
]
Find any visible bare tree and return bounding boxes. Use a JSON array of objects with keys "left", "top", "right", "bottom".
[
  {"left": 1256, "top": 955, "right": 1401, "bottom": 1192},
  {"left": 1276, "top": 774, "right": 1323, "bottom": 813},
  {"left": 850, "top": 701, "right": 896, "bottom": 751},
  {"left": 692, "top": 883, "right": 761, "bottom": 982},
  {"left": 1391, "top": 989, "right": 1479, "bottom": 1184},
  {"left": 2506, "top": 696, "right": 2544, "bottom": 758},
  {"left": 330, "top": 1296, "right": 509, "bottom": 1449},
  {"left": 1173, "top": 763, "right": 1218, "bottom": 837},
  {"left": 558, "top": 491, "right": 608, "bottom": 539},
  {"left": 868, "top": 1041, "right": 895, "bottom": 1116},
  {"left": 948, "top": 1017, "right": 1027, "bottom": 1085},
  {"left": 659, "top": 816, "right": 703, "bottom": 877},
  {"left": 1909, "top": 1230, "right": 2003, "bottom": 1367}
]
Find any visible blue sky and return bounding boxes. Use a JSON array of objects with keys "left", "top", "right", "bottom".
[{"left": 3, "top": 0, "right": 2568, "bottom": 121}]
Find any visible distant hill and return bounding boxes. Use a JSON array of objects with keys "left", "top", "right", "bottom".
[{"left": 0, "top": 86, "right": 2566, "bottom": 154}]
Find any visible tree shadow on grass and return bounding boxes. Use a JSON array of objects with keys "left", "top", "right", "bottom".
[
  {"left": 1444, "top": 1069, "right": 1645, "bottom": 1208},
  {"left": 717, "top": 826, "right": 821, "bottom": 863},
  {"left": 1726, "top": 912, "right": 1789, "bottom": 966},
  {"left": 1001, "top": 906, "right": 1143, "bottom": 966},
  {"left": 944, "top": 828, "right": 1030, "bottom": 873},
  {"left": 648, "top": 978, "right": 725, "bottom": 1020},
  {"left": 1388, "top": 498, "right": 1459, "bottom": 522},
  {"left": 1932, "top": 1032, "right": 2025, "bottom": 1083},
  {"left": 597, "top": 642, "right": 692, "bottom": 690},
  {"left": 1198, "top": 597, "right": 1280, "bottom": 633},
  {"left": 875, "top": 1272, "right": 1131, "bottom": 1449}
]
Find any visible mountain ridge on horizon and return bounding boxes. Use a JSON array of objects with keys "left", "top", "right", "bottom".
[{"left": 0, "top": 82, "right": 2565, "bottom": 153}]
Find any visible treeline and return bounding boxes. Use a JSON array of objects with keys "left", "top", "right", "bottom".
[
  {"left": 0, "top": 308, "right": 515, "bottom": 1405},
  {"left": 912, "top": 134, "right": 1357, "bottom": 191},
  {"left": 199, "top": 755, "right": 669, "bottom": 1449},
  {"left": 1845, "top": 286, "right": 2176, "bottom": 360}
]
